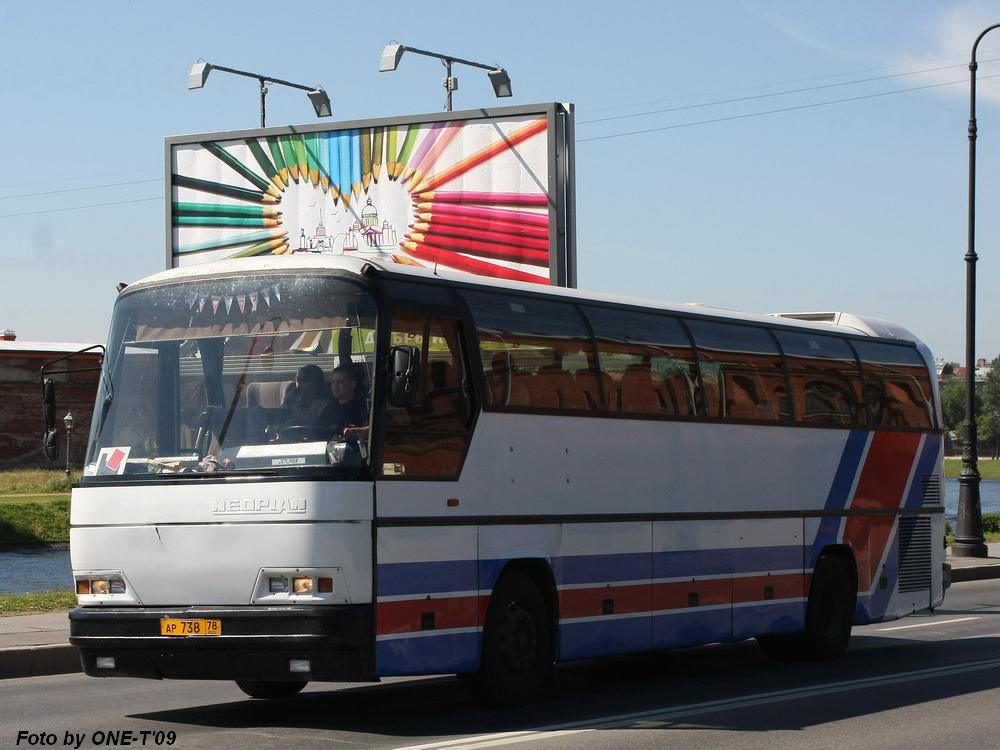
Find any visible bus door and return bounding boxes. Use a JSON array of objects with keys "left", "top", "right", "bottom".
[{"left": 373, "top": 304, "right": 478, "bottom": 676}]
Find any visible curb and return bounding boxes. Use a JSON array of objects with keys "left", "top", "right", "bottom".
[
  {"left": 949, "top": 564, "right": 1000, "bottom": 583},
  {"left": 0, "top": 644, "right": 81, "bottom": 680}
]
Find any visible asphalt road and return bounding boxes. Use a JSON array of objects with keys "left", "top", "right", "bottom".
[{"left": 4, "top": 581, "right": 1000, "bottom": 750}]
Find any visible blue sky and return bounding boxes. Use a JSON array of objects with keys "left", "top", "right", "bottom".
[{"left": 4, "top": 1, "right": 1000, "bottom": 362}]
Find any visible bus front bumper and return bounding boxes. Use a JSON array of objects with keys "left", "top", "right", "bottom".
[{"left": 68, "top": 604, "right": 374, "bottom": 682}]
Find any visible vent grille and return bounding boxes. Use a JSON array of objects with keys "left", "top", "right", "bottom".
[
  {"left": 921, "top": 475, "right": 943, "bottom": 506},
  {"left": 898, "top": 517, "right": 932, "bottom": 592}
]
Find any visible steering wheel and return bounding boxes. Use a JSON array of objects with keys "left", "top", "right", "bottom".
[{"left": 273, "top": 425, "right": 338, "bottom": 443}]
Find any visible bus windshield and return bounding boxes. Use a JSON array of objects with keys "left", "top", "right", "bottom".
[{"left": 82, "top": 273, "right": 378, "bottom": 479}]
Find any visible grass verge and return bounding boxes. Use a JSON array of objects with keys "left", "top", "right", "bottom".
[
  {"left": 944, "top": 458, "right": 1000, "bottom": 480},
  {"left": 0, "top": 589, "right": 76, "bottom": 616},
  {"left": 0, "top": 497, "right": 70, "bottom": 545},
  {"left": 0, "top": 469, "right": 81, "bottom": 495}
]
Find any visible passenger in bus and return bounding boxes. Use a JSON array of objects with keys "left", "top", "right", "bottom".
[
  {"left": 281, "top": 364, "right": 337, "bottom": 427},
  {"left": 329, "top": 364, "right": 370, "bottom": 438}
]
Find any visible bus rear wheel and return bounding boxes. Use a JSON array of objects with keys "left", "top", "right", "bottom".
[
  {"left": 234, "top": 680, "right": 307, "bottom": 699},
  {"left": 802, "top": 554, "right": 854, "bottom": 659},
  {"left": 473, "top": 570, "right": 551, "bottom": 706},
  {"left": 758, "top": 554, "right": 854, "bottom": 662}
]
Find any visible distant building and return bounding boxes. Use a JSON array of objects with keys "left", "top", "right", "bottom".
[
  {"left": 0, "top": 331, "right": 100, "bottom": 468},
  {"left": 936, "top": 357, "right": 991, "bottom": 391}
]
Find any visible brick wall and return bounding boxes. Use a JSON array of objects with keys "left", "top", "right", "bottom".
[{"left": 0, "top": 352, "right": 100, "bottom": 469}]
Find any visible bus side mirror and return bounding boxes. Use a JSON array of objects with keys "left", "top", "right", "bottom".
[
  {"left": 43, "top": 378, "right": 56, "bottom": 430},
  {"left": 44, "top": 429, "right": 60, "bottom": 460},
  {"left": 389, "top": 346, "right": 421, "bottom": 407},
  {"left": 42, "top": 378, "right": 60, "bottom": 460}
]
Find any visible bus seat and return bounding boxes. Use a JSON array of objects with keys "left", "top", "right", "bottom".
[
  {"left": 246, "top": 380, "right": 294, "bottom": 409},
  {"left": 727, "top": 374, "right": 770, "bottom": 420},
  {"left": 522, "top": 368, "right": 561, "bottom": 409},
  {"left": 506, "top": 370, "right": 531, "bottom": 407},
  {"left": 577, "top": 370, "right": 611, "bottom": 411},
  {"left": 656, "top": 375, "right": 696, "bottom": 416},
  {"left": 560, "top": 370, "right": 594, "bottom": 411},
  {"left": 537, "top": 366, "right": 588, "bottom": 411},
  {"left": 488, "top": 352, "right": 513, "bottom": 406},
  {"left": 620, "top": 364, "right": 662, "bottom": 414}
]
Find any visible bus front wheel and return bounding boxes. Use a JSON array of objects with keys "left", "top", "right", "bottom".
[
  {"left": 474, "top": 570, "right": 552, "bottom": 706},
  {"left": 234, "top": 680, "right": 307, "bottom": 699}
]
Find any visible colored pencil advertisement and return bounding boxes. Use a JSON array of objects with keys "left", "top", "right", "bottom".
[{"left": 169, "top": 105, "right": 571, "bottom": 285}]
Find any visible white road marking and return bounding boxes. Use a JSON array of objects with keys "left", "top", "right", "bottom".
[
  {"left": 877, "top": 617, "right": 979, "bottom": 631},
  {"left": 394, "top": 657, "right": 1000, "bottom": 750}
]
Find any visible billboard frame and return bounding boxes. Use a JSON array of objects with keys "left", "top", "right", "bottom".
[{"left": 164, "top": 102, "right": 575, "bottom": 287}]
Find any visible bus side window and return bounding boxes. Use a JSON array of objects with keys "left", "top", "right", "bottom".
[
  {"left": 583, "top": 306, "right": 698, "bottom": 418},
  {"left": 381, "top": 314, "right": 472, "bottom": 479},
  {"left": 852, "top": 341, "right": 934, "bottom": 430},
  {"left": 686, "top": 320, "right": 788, "bottom": 422},
  {"left": 774, "top": 331, "right": 863, "bottom": 427},
  {"left": 463, "top": 291, "right": 600, "bottom": 414}
]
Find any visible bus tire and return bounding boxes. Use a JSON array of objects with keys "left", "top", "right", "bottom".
[
  {"left": 474, "top": 570, "right": 552, "bottom": 706},
  {"left": 802, "top": 554, "right": 854, "bottom": 660},
  {"left": 234, "top": 680, "right": 307, "bottom": 699},
  {"left": 758, "top": 554, "right": 854, "bottom": 662}
]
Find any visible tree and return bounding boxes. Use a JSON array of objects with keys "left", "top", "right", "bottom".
[
  {"left": 982, "top": 356, "right": 1000, "bottom": 416},
  {"left": 941, "top": 381, "right": 964, "bottom": 432},
  {"left": 940, "top": 381, "right": 980, "bottom": 433},
  {"left": 980, "top": 411, "right": 1000, "bottom": 460}
]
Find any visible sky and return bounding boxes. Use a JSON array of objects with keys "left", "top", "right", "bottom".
[{"left": 5, "top": 1, "right": 1000, "bottom": 363}]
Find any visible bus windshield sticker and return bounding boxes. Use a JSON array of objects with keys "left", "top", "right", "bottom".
[{"left": 96, "top": 446, "right": 131, "bottom": 475}]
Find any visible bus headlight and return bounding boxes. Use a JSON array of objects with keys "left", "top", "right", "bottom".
[
  {"left": 83, "top": 576, "right": 125, "bottom": 595},
  {"left": 252, "top": 568, "right": 349, "bottom": 604},
  {"left": 73, "top": 571, "right": 138, "bottom": 604}
]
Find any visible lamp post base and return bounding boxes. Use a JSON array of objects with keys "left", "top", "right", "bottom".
[
  {"left": 955, "top": 473, "right": 989, "bottom": 558},
  {"left": 952, "top": 538, "right": 990, "bottom": 557}
]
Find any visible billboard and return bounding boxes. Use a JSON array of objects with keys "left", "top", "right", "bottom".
[{"left": 166, "top": 103, "right": 575, "bottom": 286}]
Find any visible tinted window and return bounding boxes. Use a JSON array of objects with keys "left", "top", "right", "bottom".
[
  {"left": 775, "top": 331, "right": 863, "bottom": 426},
  {"left": 853, "top": 341, "right": 934, "bottom": 429},
  {"left": 378, "top": 280, "right": 455, "bottom": 310},
  {"left": 464, "top": 291, "right": 600, "bottom": 413},
  {"left": 585, "top": 306, "right": 698, "bottom": 416},
  {"left": 381, "top": 315, "right": 471, "bottom": 478},
  {"left": 687, "top": 320, "right": 789, "bottom": 422}
]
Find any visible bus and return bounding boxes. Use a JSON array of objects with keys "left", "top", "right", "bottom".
[{"left": 62, "top": 254, "right": 944, "bottom": 704}]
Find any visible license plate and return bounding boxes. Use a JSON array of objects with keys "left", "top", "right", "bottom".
[{"left": 160, "top": 618, "right": 222, "bottom": 636}]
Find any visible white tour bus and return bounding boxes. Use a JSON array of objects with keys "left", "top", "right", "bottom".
[{"left": 62, "top": 255, "right": 944, "bottom": 703}]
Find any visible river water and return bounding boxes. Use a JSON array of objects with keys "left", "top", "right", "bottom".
[
  {"left": 0, "top": 479, "right": 997, "bottom": 594},
  {"left": 945, "top": 477, "right": 1000, "bottom": 518},
  {"left": 0, "top": 547, "right": 71, "bottom": 595}
]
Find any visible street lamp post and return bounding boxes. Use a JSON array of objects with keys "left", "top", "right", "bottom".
[
  {"left": 954, "top": 24, "right": 1000, "bottom": 558},
  {"left": 378, "top": 43, "right": 512, "bottom": 112},
  {"left": 187, "top": 61, "right": 332, "bottom": 128},
  {"left": 63, "top": 410, "right": 74, "bottom": 477}
]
